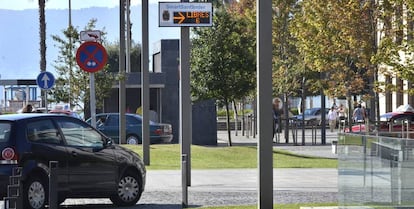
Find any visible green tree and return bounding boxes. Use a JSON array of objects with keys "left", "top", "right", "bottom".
[
  {"left": 292, "top": 0, "right": 377, "bottom": 123},
  {"left": 49, "top": 19, "right": 115, "bottom": 113},
  {"left": 191, "top": 2, "right": 256, "bottom": 146},
  {"left": 272, "top": 0, "right": 303, "bottom": 97},
  {"left": 106, "top": 41, "right": 142, "bottom": 73},
  {"left": 373, "top": 0, "right": 414, "bottom": 91}
]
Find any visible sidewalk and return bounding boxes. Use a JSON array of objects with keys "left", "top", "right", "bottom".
[{"left": 217, "top": 128, "right": 340, "bottom": 159}]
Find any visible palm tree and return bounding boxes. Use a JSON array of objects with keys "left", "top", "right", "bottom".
[
  {"left": 39, "top": 0, "right": 46, "bottom": 72},
  {"left": 39, "top": 0, "right": 47, "bottom": 107}
]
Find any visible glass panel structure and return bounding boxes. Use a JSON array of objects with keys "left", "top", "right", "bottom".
[{"left": 338, "top": 133, "right": 414, "bottom": 208}]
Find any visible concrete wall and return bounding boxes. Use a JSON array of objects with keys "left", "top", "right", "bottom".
[
  {"left": 157, "top": 39, "right": 180, "bottom": 143},
  {"left": 192, "top": 99, "right": 217, "bottom": 145}
]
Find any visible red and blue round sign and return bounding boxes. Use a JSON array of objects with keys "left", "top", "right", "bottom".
[{"left": 76, "top": 41, "right": 108, "bottom": 73}]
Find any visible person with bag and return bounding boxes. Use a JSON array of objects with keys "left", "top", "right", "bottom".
[{"left": 353, "top": 104, "right": 365, "bottom": 123}]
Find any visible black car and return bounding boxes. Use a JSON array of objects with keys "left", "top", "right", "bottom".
[{"left": 0, "top": 114, "right": 146, "bottom": 209}]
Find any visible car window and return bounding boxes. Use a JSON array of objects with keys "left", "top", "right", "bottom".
[
  {"left": 96, "top": 115, "right": 108, "bottom": 127},
  {"left": 105, "top": 115, "right": 119, "bottom": 126},
  {"left": 380, "top": 113, "right": 392, "bottom": 122},
  {"left": 0, "top": 123, "right": 11, "bottom": 142},
  {"left": 393, "top": 115, "right": 413, "bottom": 125},
  {"left": 27, "top": 119, "right": 62, "bottom": 144},
  {"left": 57, "top": 119, "right": 104, "bottom": 148}
]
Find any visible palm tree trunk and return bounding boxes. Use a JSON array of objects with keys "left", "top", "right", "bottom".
[
  {"left": 39, "top": 0, "right": 46, "bottom": 107},
  {"left": 39, "top": 0, "right": 46, "bottom": 71}
]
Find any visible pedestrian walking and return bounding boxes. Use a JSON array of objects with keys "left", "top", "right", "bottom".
[
  {"left": 327, "top": 106, "right": 337, "bottom": 132},
  {"left": 272, "top": 98, "right": 282, "bottom": 142},
  {"left": 353, "top": 104, "right": 365, "bottom": 123}
]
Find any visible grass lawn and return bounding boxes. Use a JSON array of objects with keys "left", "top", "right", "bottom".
[{"left": 123, "top": 144, "right": 337, "bottom": 170}]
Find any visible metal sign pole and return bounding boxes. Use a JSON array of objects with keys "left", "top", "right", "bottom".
[
  {"left": 257, "top": 0, "right": 273, "bottom": 207},
  {"left": 180, "top": 15, "right": 191, "bottom": 209},
  {"left": 119, "top": 0, "right": 126, "bottom": 144},
  {"left": 45, "top": 90, "right": 48, "bottom": 112},
  {"left": 142, "top": 0, "right": 150, "bottom": 166},
  {"left": 90, "top": 73, "right": 96, "bottom": 128}
]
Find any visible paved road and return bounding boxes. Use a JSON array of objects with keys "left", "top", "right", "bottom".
[
  {"left": 40, "top": 168, "right": 337, "bottom": 209},
  {"left": 1, "top": 129, "right": 340, "bottom": 208}
]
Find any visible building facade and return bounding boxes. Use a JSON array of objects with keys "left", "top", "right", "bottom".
[{"left": 377, "top": 2, "right": 414, "bottom": 114}]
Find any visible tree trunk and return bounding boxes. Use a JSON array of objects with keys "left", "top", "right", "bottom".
[
  {"left": 39, "top": 0, "right": 46, "bottom": 72},
  {"left": 233, "top": 101, "right": 238, "bottom": 136},
  {"left": 347, "top": 94, "right": 353, "bottom": 132},
  {"left": 225, "top": 101, "right": 232, "bottom": 146},
  {"left": 39, "top": 0, "right": 47, "bottom": 107}
]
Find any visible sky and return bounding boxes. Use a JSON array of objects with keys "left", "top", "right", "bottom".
[
  {"left": 0, "top": 0, "right": 179, "bottom": 79},
  {"left": 0, "top": 0, "right": 146, "bottom": 10},
  {"left": 0, "top": 0, "right": 179, "bottom": 108}
]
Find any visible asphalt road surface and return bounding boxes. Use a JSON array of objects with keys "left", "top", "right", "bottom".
[{"left": 0, "top": 168, "right": 337, "bottom": 209}]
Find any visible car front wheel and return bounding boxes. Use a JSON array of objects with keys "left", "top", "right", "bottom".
[
  {"left": 23, "top": 175, "right": 48, "bottom": 209},
  {"left": 110, "top": 171, "right": 142, "bottom": 206}
]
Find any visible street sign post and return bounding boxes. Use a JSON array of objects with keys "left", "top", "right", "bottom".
[
  {"left": 159, "top": 2, "right": 213, "bottom": 27},
  {"left": 76, "top": 41, "right": 108, "bottom": 73},
  {"left": 75, "top": 36, "right": 106, "bottom": 129},
  {"left": 36, "top": 71, "right": 55, "bottom": 112},
  {"left": 159, "top": 2, "right": 211, "bottom": 206},
  {"left": 36, "top": 71, "right": 55, "bottom": 90}
]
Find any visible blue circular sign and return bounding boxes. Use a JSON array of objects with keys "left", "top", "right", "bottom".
[{"left": 36, "top": 71, "right": 55, "bottom": 90}]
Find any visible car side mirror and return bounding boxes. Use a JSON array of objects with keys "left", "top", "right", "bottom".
[{"left": 105, "top": 137, "right": 113, "bottom": 147}]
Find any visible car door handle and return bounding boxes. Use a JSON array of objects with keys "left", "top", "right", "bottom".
[{"left": 71, "top": 151, "right": 78, "bottom": 157}]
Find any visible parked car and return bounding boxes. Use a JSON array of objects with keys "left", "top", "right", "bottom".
[
  {"left": 345, "top": 105, "right": 414, "bottom": 135},
  {"left": 0, "top": 114, "right": 146, "bottom": 209},
  {"left": 294, "top": 107, "right": 329, "bottom": 126},
  {"left": 87, "top": 113, "right": 173, "bottom": 144}
]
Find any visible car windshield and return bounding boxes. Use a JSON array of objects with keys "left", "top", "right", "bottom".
[
  {"left": 380, "top": 113, "right": 393, "bottom": 122},
  {"left": 303, "top": 109, "right": 315, "bottom": 115}
]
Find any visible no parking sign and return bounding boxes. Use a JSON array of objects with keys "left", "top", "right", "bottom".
[{"left": 76, "top": 41, "right": 108, "bottom": 73}]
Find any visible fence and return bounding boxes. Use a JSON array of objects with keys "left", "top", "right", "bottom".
[{"left": 217, "top": 115, "right": 323, "bottom": 144}]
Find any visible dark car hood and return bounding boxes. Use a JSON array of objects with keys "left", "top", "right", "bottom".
[{"left": 112, "top": 145, "right": 145, "bottom": 168}]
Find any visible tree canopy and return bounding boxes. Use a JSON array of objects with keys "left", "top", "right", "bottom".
[
  {"left": 49, "top": 19, "right": 115, "bottom": 111},
  {"left": 190, "top": 2, "right": 256, "bottom": 145},
  {"left": 190, "top": 2, "right": 256, "bottom": 105},
  {"left": 291, "top": 0, "right": 376, "bottom": 99}
]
